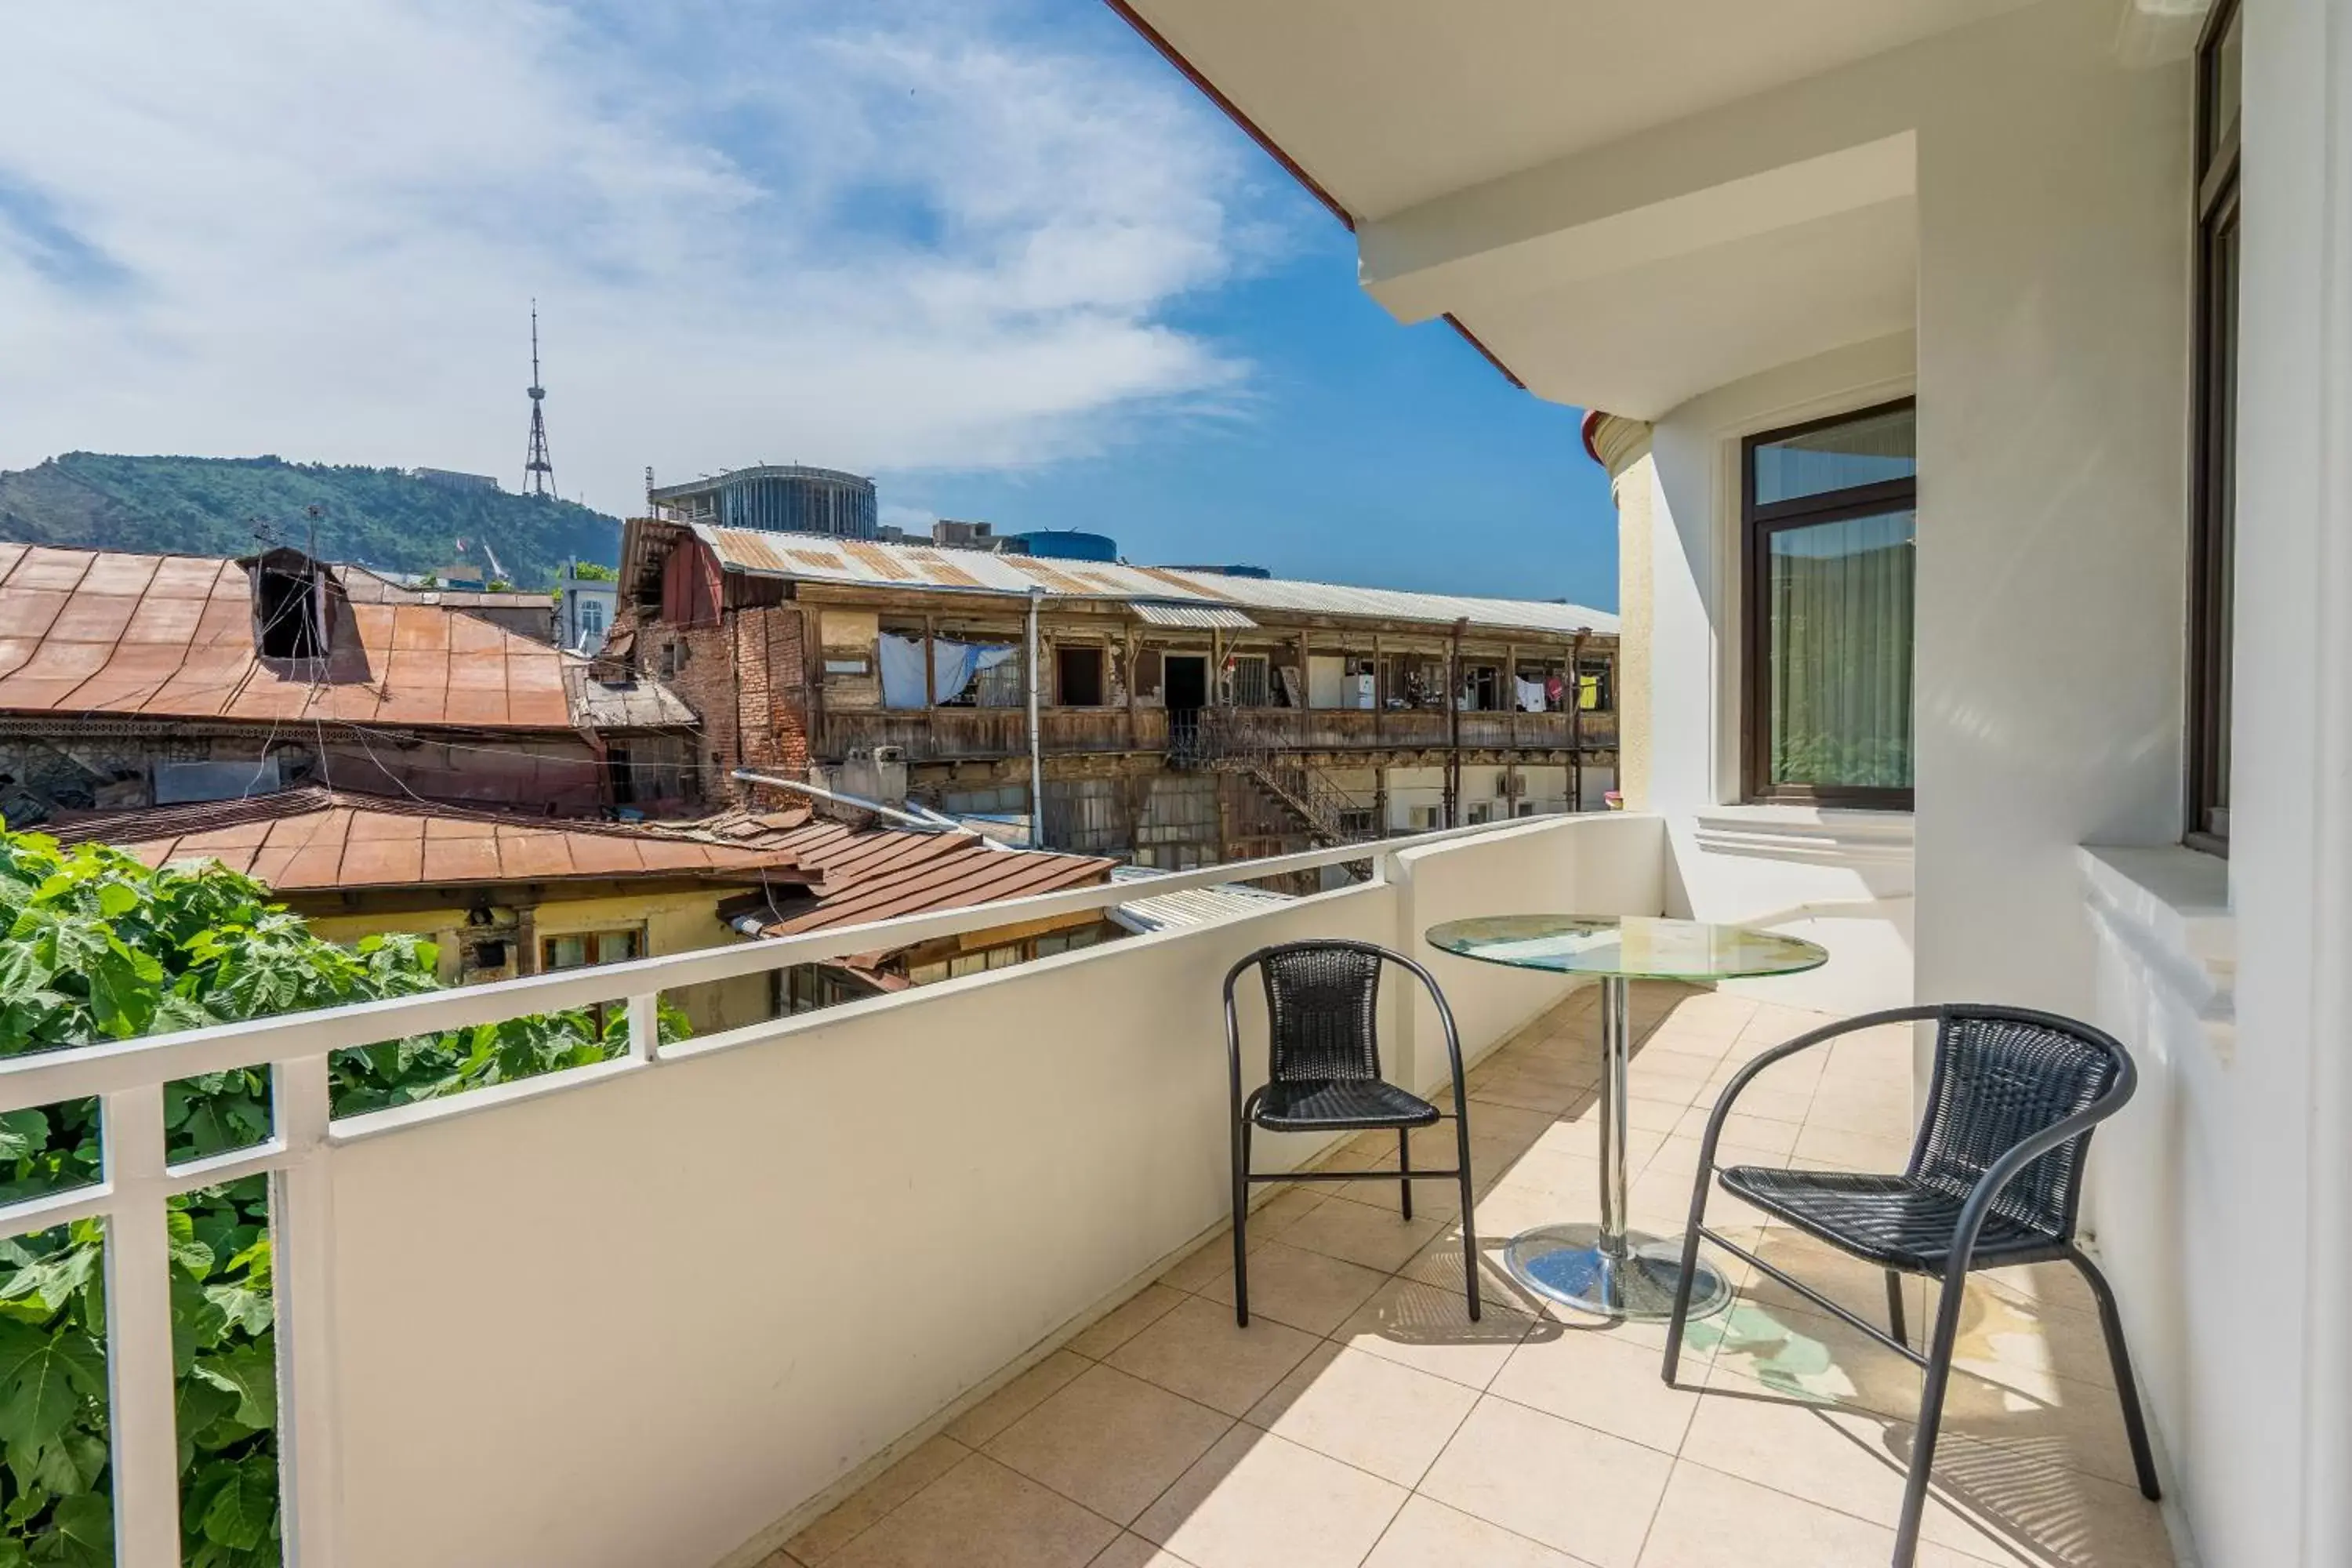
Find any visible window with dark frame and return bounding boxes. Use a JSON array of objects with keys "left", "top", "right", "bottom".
[
  {"left": 1054, "top": 644, "right": 1105, "bottom": 707},
  {"left": 2188, "top": 0, "right": 2241, "bottom": 853},
  {"left": 1742, "top": 399, "right": 1918, "bottom": 808}
]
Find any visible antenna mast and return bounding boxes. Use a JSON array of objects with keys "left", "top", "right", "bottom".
[{"left": 523, "top": 300, "right": 555, "bottom": 499}]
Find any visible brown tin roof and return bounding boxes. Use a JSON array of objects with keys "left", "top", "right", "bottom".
[
  {"left": 0, "top": 545, "right": 601, "bottom": 731},
  {"left": 48, "top": 787, "right": 808, "bottom": 891}
]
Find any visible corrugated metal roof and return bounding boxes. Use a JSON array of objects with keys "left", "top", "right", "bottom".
[
  {"left": 685, "top": 525, "right": 1617, "bottom": 637},
  {"left": 49, "top": 787, "right": 807, "bottom": 891},
  {"left": 655, "top": 804, "right": 1115, "bottom": 938},
  {"left": 0, "top": 545, "right": 684, "bottom": 732},
  {"left": 1130, "top": 601, "right": 1258, "bottom": 630},
  {"left": 1109, "top": 877, "right": 1297, "bottom": 934}
]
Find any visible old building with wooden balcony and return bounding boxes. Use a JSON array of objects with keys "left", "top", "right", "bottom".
[{"left": 616, "top": 517, "right": 1619, "bottom": 866}]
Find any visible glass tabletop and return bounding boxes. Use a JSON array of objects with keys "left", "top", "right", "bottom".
[{"left": 1425, "top": 914, "right": 1828, "bottom": 982}]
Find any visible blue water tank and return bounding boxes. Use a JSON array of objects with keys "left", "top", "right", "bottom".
[{"left": 1008, "top": 529, "right": 1118, "bottom": 562}]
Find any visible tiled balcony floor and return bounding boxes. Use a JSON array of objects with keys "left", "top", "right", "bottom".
[{"left": 769, "top": 984, "right": 2176, "bottom": 1568}]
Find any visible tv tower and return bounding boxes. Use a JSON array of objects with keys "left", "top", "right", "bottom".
[{"left": 523, "top": 301, "right": 554, "bottom": 499}]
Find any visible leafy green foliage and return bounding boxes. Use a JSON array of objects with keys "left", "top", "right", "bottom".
[
  {"left": 0, "top": 827, "right": 688, "bottom": 1563},
  {"left": 0, "top": 452, "right": 619, "bottom": 588}
]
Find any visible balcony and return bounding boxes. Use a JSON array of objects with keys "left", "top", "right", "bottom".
[{"left": 0, "top": 811, "right": 2168, "bottom": 1567}]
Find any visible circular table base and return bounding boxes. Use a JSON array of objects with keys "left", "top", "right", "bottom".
[{"left": 1503, "top": 1224, "right": 1734, "bottom": 1322}]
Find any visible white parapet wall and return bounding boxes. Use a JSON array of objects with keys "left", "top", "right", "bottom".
[{"left": 296, "top": 811, "right": 1665, "bottom": 1568}]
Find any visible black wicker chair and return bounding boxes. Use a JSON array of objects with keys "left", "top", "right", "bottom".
[
  {"left": 1224, "top": 941, "right": 1479, "bottom": 1327},
  {"left": 1660, "top": 1004, "right": 2160, "bottom": 1568}
]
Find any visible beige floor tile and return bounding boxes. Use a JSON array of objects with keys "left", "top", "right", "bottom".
[
  {"left": 1195, "top": 1240, "right": 1388, "bottom": 1335},
  {"left": 1245, "top": 1185, "right": 1330, "bottom": 1243},
  {"left": 1469, "top": 1072, "right": 1589, "bottom": 1115},
  {"left": 1070, "top": 1284, "right": 1190, "bottom": 1361},
  {"left": 1489, "top": 1323, "right": 1704, "bottom": 1454},
  {"left": 1397, "top": 1227, "right": 1543, "bottom": 1311},
  {"left": 987, "top": 1363, "right": 1232, "bottom": 1525},
  {"left": 1680, "top": 1370, "right": 1919, "bottom": 1526},
  {"left": 1273, "top": 1192, "right": 1446, "bottom": 1273},
  {"left": 1791, "top": 1123, "right": 1915, "bottom": 1172},
  {"left": 1701, "top": 1301, "right": 1924, "bottom": 1418},
  {"left": 1734, "top": 1229, "right": 1928, "bottom": 1333},
  {"left": 1418, "top": 1396, "right": 1673, "bottom": 1568},
  {"left": 1088, "top": 1534, "right": 1200, "bottom": 1567},
  {"left": 1454, "top": 1099, "right": 1566, "bottom": 1144},
  {"left": 1163, "top": 1232, "right": 1254, "bottom": 1293},
  {"left": 948, "top": 1352, "right": 1093, "bottom": 1447},
  {"left": 1635, "top": 1461, "right": 1900, "bottom": 1568},
  {"left": 1492, "top": 1141, "right": 1610, "bottom": 1203},
  {"left": 1667, "top": 1107, "right": 1802, "bottom": 1157},
  {"left": 1947, "top": 1286, "right": 2118, "bottom": 1394},
  {"left": 826, "top": 1454, "right": 1118, "bottom": 1568},
  {"left": 1325, "top": 1168, "right": 1466, "bottom": 1222},
  {"left": 1802, "top": 1080, "right": 1918, "bottom": 1138},
  {"left": 1332, "top": 1276, "right": 1538, "bottom": 1390},
  {"left": 1935, "top": 1367, "right": 2151, "bottom": 1494},
  {"left": 1363, "top": 1495, "right": 1594, "bottom": 1568},
  {"left": 1922, "top": 1433, "right": 2174, "bottom": 1568},
  {"left": 786, "top": 1435, "right": 971, "bottom": 1564},
  {"left": 1134, "top": 1428, "right": 1409, "bottom": 1568},
  {"left": 1627, "top": 1096, "right": 1693, "bottom": 1134},
  {"left": 1244, "top": 1341, "right": 1480, "bottom": 1486},
  {"left": 1108, "top": 1295, "right": 1319, "bottom": 1417}
]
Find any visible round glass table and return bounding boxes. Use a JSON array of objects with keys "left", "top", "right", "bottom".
[{"left": 1425, "top": 915, "right": 1828, "bottom": 1321}]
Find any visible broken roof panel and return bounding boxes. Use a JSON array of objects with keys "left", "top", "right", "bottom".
[{"left": 680, "top": 524, "right": 1617, "bottom": 636}]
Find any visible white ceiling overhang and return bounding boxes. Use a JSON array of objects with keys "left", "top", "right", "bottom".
[{"left": 1112, "top": 1, "right": 2047, "bottom": 416}]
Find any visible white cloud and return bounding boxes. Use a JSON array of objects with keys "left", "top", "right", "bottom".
[{"left": 0, "top": 0, "right": 1277, "bottom": 514}]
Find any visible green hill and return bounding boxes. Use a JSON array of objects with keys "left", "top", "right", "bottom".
[{"left": 0, "top": 452, "right": 622, "bottom": 586}]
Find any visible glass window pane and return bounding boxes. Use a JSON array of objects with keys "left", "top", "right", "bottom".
[
  {"left": 1766, "top": 509, "right": 1916, "bottom": 789},
  {"left": 1753, "top": 407, "right": 1916, "bottom": 505},
  {"left": 544, "top": 935, "right": 587, "bottom": 971}
]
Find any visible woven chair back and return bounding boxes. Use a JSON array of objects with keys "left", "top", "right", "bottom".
[
  {"left": 1911, "top": 1009, "right": 2123, "bottom": 1238},
  {"left": 1258, "top": 945, "right": 1385, "bottom": 1084}
]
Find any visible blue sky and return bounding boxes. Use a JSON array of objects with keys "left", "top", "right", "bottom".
[{"left": 0, "top": 0, "right": 1617, "bottom": 609}]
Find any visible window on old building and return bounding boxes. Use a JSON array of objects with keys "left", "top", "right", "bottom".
[
  {"left": 1743, "top": 400, "right": 1917, "bottom": 808},
  {"left": 1056, "top": 644, "right": 1105, "bottom": 706},
  {"left": 2188, "top": 0, "right": 2241, "bottom": 853},
  {"left": 1228, "top": 655, "right": 1269, "bottom": 708},
  {"left": 542, "top": 929, "right": 643, "bottom": 971}
]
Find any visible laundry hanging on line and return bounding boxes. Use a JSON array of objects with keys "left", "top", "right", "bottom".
[{"left": 880, "top": 633, "right": 1020, "bottom": 710}]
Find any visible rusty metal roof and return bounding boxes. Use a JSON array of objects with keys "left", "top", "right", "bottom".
[
  {"left": 47, "top": 787, "right": 808, "bottom": 891},
  {"left": 677, "top": 525, "right": 1617, "bottom": 637},
  {"left": 0, "top": 545, "right": 676, "bottom": 731},
  {"left": 665, "top": 804, "right": 1114, "bottom": 937}
]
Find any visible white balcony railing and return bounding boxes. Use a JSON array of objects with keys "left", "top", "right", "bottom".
[{"left": 0, "top": 810, "right": 1666, "bottom": 1568}]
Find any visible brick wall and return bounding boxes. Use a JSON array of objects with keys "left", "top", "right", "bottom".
[{"left": 630, "top": 604, "right": 808, "bottom": 805}]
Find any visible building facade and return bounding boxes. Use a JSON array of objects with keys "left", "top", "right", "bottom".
[
  {"left": 648, "top": 465, "right": 879, "bottom": 540},
  {"left": 615, "top": 519, "right": 1618, "bottom": 868}
]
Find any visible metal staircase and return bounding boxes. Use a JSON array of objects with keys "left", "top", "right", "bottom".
[{"left": 1178, "top": 711, "right": 1381, "bottom": 850}]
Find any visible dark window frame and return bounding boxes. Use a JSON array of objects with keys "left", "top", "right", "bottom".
[
  {"left": 2187, "top": 0, "right": 2241, "bottom": 856},
  {"left": 1740, "top": 396, "right": 1918, "bottom": 810}
]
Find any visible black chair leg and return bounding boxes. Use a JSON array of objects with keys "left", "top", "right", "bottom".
[
  {"left": 1231, "top": 1116, "right": 1253, "bottom": 1327},
  {"left": 1893, "top": 1276, "right": 1972, "bottom": 1568},
  {"left": 2068, "top": 1248, "right": 2161, "bottom": 1500},
  {"left": 1661, "top": 1161, "right": 1711, "bottom": 1385},
  {"left": 1398, "top": 1127, "right": 1414, "bottom": 1220},
  {"left": 1454, "top": 1107, "right": 1480, "bottom": 1320},
  {"left": 1886, "top": 1271, "right": 1908, "bottom": 1349}
]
